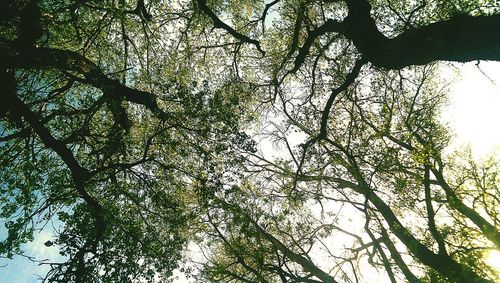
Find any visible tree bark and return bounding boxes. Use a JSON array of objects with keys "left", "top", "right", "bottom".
[
  {"left": 0, "top": 43, "right": 166, "bottom": 119},
  {"left": 342, "top": 0, "right": 500, "bottom": 68}
]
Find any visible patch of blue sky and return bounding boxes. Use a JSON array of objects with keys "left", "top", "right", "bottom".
[{"left": 1, "top": 213, "right": 66, "bottom": 282}]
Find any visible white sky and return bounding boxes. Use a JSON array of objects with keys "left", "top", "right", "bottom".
[{"left": 442, "top": 61, "right": 500, "bottom": 159}]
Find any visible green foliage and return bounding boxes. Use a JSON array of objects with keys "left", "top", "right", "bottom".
[{"left": 1, "top": 0, "right": 499, "bottom": 282}]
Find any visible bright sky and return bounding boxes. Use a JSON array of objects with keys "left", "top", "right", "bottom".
[
  {"left": 1, "top": 62, "right": 500, "bottom": 282},
  {"left": 0, "top": 224, "right": 63, "bottom": 282},
  {"left": 442, "top": 61, "right": 500, "bottom": 159}
]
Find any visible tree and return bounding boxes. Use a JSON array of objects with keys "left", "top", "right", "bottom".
[
  {"left": 0, "top": 0, "right": 499, "bottom": 282},
  {"left": 197, "top": 67, "right": 498, "bottom": 282}
]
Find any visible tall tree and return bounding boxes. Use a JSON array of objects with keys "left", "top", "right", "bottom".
[
  {"left": 196, "top": 66, "right": 498, "bottom": 282},
  {"left": 1, "top": 0, "right": 499, "bottom": 282}
]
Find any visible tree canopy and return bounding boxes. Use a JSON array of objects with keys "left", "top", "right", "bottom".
[{"left": 1, "top": 0, "right": 499, "bottom": 282}]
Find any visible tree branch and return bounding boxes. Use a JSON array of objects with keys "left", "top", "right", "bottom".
[
  {"left": 196, "top": 0, "right": 265, "bottom": 55},
  {"left": 290, "top": 18, "right": 344, "bottom": 73},
  {"left": 0, "top": 43, "right": 168, "bottom": 119},
  {"left": 343, "top": 0, "right": 500, "bottom": 68},
  {"left": 350, "top": 171, "right": 492, "bottom": 282},
  {"left": 432, "top": 168, "right": 500, "bottom": 248},
  {"left": 223, "top": 201, "right": 339, "bottom": 283},
  {"left": 424, "top": 164, "right": 448, "bottom": 255},
  {"left": 317, "top": 139, "right": 493, "bottom": 282},
  {"left": 3, "top": 74, "right": 106, "bottom": 246}
]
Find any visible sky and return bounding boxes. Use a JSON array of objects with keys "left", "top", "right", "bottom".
[
  {"left": 1, "top": 62, "right": 499, "bottom": 282},
  {"left": 441, "top": 61, "right": 500, "bottom": 159},
  {"left": 0, "top": 224, "right": 63, "bottom": 282}
]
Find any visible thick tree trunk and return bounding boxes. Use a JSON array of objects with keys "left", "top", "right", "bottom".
[{"left": 343, "top": 0, "right": 500, "bottom": 68}]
